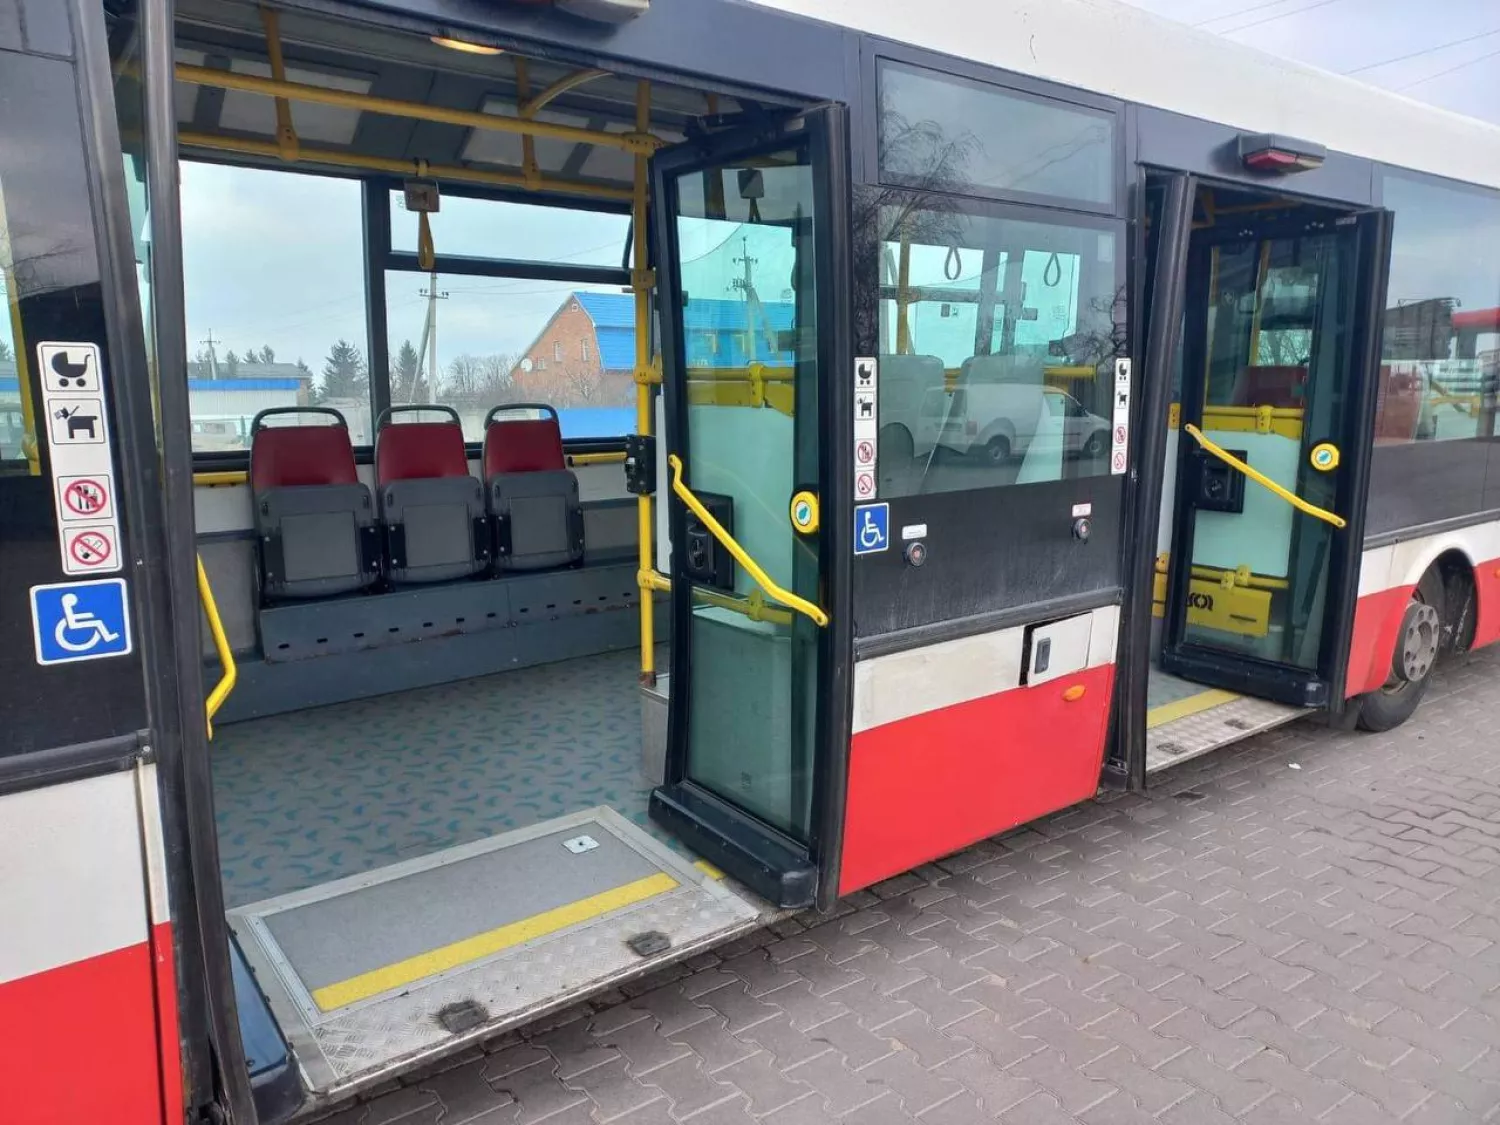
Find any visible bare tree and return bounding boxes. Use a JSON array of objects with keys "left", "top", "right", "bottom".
[{"left": 852, "top": 95, "right": 981, "bottom": 353}]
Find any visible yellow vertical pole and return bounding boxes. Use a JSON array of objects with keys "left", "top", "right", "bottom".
[
  {"left": 896, "top": 232, "right": 912, "bottom": 355},
  {"left": 634, "top": 80, "right": 657, "bottom": 684},
  {"left": 6, "top": 269, "right": 39, "bottom": 476}
]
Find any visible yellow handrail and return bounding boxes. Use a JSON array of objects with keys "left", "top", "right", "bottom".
[
  {"left": 197, "top": 556, "right": 237, "bottom": 739},
  {"left": 665, "top": 454, "right": 829, "bottom": 628},
  {"left": 1183, "top": 424, "right": 1346, "bottom": 530}
]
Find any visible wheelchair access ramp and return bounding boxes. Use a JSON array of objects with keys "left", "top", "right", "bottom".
[
  {"left": 1146, "top": 669, "right": 1306, "bottom": 774},
  {"left": 228, "top": 807, "right": 764, "bottom": 1100}
]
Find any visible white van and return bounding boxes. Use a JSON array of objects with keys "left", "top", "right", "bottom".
[{"left": 903, "top": 354, "right": 1110, "bottom": 465}]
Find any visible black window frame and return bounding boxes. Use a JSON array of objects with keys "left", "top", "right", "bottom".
[{"left": 862, "top": 39, "right": 1126, "bottom": 220}]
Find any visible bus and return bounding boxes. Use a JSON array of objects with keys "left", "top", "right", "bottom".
[{"left": 2, "top": 0, "right": 1498, "bottom": 1121}]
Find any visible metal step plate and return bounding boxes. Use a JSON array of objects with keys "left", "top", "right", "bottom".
[
  {"left": 1146, "top": 687, "right": 1305, "bottom": 774},
  {"left": 229, "top": 806, "right": 765, "bottom": 1102}
]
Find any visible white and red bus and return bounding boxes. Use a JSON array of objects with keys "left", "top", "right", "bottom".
[{"left": 2, "top": 0, "right": 1498, "bottom": 1121}]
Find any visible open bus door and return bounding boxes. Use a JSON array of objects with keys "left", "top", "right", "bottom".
[
  {"left": 648, "top": 105, "right": 854, "bottom": 911},
  {"left": 1158, "top": 201, "right": 1393, "bottom": 714}
]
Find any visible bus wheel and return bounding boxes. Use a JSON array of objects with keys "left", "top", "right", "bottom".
[
  {"left": 1356, "top": 568, "right": 1444, "bottom": 732},
  {"left": 982, "top": 434, "right": 1012, "bottom": 464}
]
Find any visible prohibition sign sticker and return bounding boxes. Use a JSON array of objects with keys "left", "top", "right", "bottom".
[
  {"left": 59, "top": 475, "right": 114, "bottom": 521},
  {"left": 64, "top": 525, "right": 118, "bottom": 573}
]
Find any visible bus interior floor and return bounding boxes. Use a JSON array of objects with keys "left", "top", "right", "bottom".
[
  {"left": 211, "top": 647, "right": 666, "bottom": 908},
  {"left": 1146, "top": 664, "right": 1303, "bottom": 774}
]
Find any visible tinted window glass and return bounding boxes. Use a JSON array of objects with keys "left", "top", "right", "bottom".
[
  {"left": 879, "top": 62, "right": 1114, "bottom": 207},
  {"left": 876, "top": 201, "right": 1124, "bottom": 498},
  {"left": 1376, "top": 174, "right": 1500, "bottom": 446}
]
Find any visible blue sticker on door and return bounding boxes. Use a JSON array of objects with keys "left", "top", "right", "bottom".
[
  {"left": 854, "top": 503, "right": 889, "bottom": 556},
  {"left": 30, "top": 578, "right": 133, "bottom": 665}
]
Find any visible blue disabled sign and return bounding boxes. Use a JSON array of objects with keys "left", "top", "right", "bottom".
[
  {"left": 30, "top": 578, "right": 133, "bottom": 666},
  {"left": 854, "top": 502, "right": 890, "bottom": 556}
]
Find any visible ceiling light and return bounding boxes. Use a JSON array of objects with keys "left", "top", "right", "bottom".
[{"left": 431, "top": 35, "right": 504, "bottom": 56}]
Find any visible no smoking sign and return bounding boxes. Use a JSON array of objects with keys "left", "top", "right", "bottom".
[{"left": 62, "top": 524, "right": 120, "bottom": 575}]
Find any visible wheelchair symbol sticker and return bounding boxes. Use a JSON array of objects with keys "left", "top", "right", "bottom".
[
  {"left": 854, "top": 503, "right": 890, "bottom": 556},
  {"left": 30, "top": 578, "right": 133, "bottom": 665}
]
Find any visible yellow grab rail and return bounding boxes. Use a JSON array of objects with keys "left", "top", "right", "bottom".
[
  {"left": 197, "top": 555, "right": 237, "bottom": 739},
  {"left": 1183, "top": 424, "right": 1346, "bottom": 530},
  {"left": 666, "top": 454, "right": 829, "bottom": 628}
]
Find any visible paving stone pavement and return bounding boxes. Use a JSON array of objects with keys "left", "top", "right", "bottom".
[{"left": 315, "top": 647, "right": 1500, "bottom": 1125}]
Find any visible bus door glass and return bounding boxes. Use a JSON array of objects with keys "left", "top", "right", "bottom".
[
  {"left": 650, "top": 106, "right": 850, "bottom": 909},
  {"left": 1163, "top": 209, "right": 1392, "bottom": 705}
]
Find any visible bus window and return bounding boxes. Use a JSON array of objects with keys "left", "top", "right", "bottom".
[
  {"left": 390, "top": 192, "right": 630, "bottom": 268},
  {"left": 381, "top": 279, "right": 637, "bottom": 443},
  {"left": 181, "top": 162, "right": 365, "bottom": 450},
  {"left": 383, "top": 192, "right": 639, "bottom": 441},
  {"left": 877, "top": 201, "right": 1122, "bottom": 495},
  {"left": 878, "top": 60, "right": 1115, "bottom": 209},
  {"left": 1379, "top": 173, "right": 1500, "bottom": 446}
]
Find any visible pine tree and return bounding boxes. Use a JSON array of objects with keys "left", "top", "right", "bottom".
[
  {"left": 390, "top": 339, "right": 428, "bottom": 404},
  {"left": 319, "top": 339, "right": 368, "bottom": 401},
  {"left": 0, "top": 339, "right": 12, "bottom": 362},
  {"left": 223, "top": 349, "right": 240, "bottom": 377}
]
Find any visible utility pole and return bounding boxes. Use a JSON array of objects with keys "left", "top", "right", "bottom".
[
  {"left": 201, "top": 331, "right": 220, "bottom": 378},
  {"left": 417, "top": 276, "right": 448, "bottom": 403},
  {"left": 731, "top": 238, "right": 759, "bottom": 358}
]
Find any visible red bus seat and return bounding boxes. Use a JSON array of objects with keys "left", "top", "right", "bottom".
[
  {"left": 249, "top": 408, "right": 380, "bottom": 600},
  {"left": 1230, "top": 364, "right": 1307, "bottom": 409},
  {"left": 375, "top": 406, "right": 489, "bottom": 585},
  {"left": 481, "top": 404, "right": 584, "bottom": 571}
]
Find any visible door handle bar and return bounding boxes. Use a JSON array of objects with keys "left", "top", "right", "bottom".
[
  {"left": 198, "top": 554, "right": 238, "bottom": 738},
  {"left": 666, "top": 454, "right": 830, "bottom": 627},
  {"left": 1183, "top": 424, "right": 1346, "bottom": 530}
]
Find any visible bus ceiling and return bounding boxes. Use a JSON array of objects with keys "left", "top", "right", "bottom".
[{"left": 169, "top": 0, "right": 780, "bottom": 205}]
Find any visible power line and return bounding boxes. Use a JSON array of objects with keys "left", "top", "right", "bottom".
[
  {"left": 1397, "top": 44, "right": 1500, "bottom": 89},
  {"left": 1344, "top": 28, "right": 1500, "bottom": 75},
  {"left": 1192, "top": 0, "right": 1301, "bottom": 28},
  {"left": 1217, "top": 0, "right": 1346, "bottom": 36}
]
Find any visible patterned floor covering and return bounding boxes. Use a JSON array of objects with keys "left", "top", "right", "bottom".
[
  {"left": 212, "top": 650, "right": 661, "bottom": 908},
  {"left": 1147, "top": 665, "right": 1214, "bottom": 711}
]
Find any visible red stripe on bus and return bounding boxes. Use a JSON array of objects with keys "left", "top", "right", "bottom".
[
  {"left": 1345, "top": 584, "right": 1415, "bottom": 699},
  {"left": 1470, "top": 556, "right": 1500, "bottom": 651},
  {"left": 839, "top": 663, "right": 1115, "bottom": 895},
  {"left": 150, "top": 922, "right": 185, "bottom": 1125},
  {"left": 0, "top": 940, "right": 167, "bottom": 1125}
]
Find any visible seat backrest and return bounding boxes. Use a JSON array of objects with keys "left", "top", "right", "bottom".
[
  {"left": 250, "top": 411, "right": 358, "bottom": 493},
  {"left": 376, "top": 420, "right": 470, "bottom": 486},
  {"left": 483, "top": 404, "right": 565, "bottom": 478}
]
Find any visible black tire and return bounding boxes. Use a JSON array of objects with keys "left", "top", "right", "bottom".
[
  {"left": 1356, "top": 567, "right": 1445, "bottom": 732},
  {"left": 982, "top": 434, "right": 1011, "bottom": 465},
  {"left": 1082, "top": 429, "right": 1108, "bottom": 459}
]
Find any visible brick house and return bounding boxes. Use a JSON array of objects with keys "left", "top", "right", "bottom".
[
  {"left": 509, "top": 293, "right": 636, "bottom": 407},
  {"left": 511, "top": 291, "right": 797, "bottom": 407}
]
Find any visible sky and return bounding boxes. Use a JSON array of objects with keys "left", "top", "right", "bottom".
[{"left": 1121, "top": 0, "right": 1500, "bottom": 125}]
